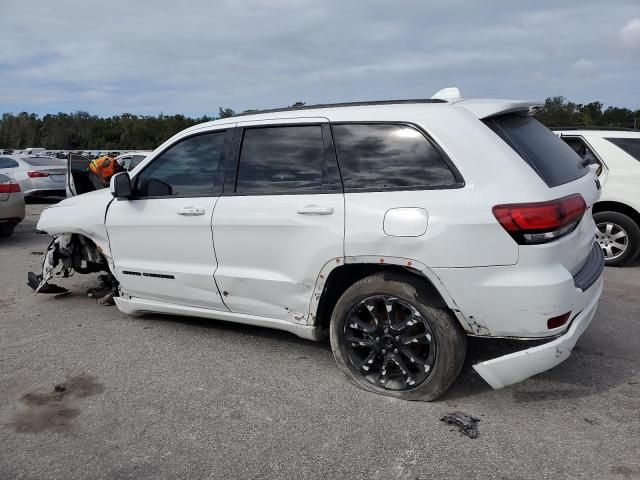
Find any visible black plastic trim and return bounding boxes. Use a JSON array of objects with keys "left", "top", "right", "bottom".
[{"left": 573, "top": 242, "right": 605, "bottom": 291}]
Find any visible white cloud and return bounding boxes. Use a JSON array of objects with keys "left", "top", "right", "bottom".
[
  {"left": 0, "top": 0, "right": 638, "bottom": 115},
  {"left": 621, "top": 17, "right": 640, "bottom": 50},
  {"left": 569, "top": 59, "right": 598, "bottom": 77}
]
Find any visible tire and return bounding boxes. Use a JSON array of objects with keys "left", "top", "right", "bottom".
[
  {"left": 593, "top": 211, "right": 640, "bottom": 267},
  {"left": 0, "top": 223, "right": 15, "bottom": 237},
  {"left": 329, "top": 272, "right": 466, "bottom": 401}
]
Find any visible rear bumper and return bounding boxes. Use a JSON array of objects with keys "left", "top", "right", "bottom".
[
  {"left": 0, "top": 195, "right": 26, "bottom": 222},
  {"left": 472, "top": 274, "right": 602, "bottom": 389}
]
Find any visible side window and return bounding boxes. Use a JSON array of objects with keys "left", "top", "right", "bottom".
[
  {"left": 332, "top": 124, "right": 458, "bottom": 191},
  {"left": 129, "top": 155, "right": 146, "bottom": 170},
  {"left": 135, "top": 131, "right": 227, "bottom": 197},
  {"left": 0, "top": 157, "right": 19, "bottom": 168},
  {"left": 236, "top": 125, "right": 326, "bottom": 194},
  {"left": 118, "top": 156, "right": 133, "bottom": 171},
  {"left": 561, "top": 136, "right": 602, "bottom": 175}
]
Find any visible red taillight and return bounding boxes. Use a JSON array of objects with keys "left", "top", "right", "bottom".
[
  {"left": 547, "top": 312, "right": 571, "bottom": 330},
  {"left": 27, "top": 171, "right": 49, "bottom": 178},
  {"left": 0, "top": 181, "right": 21, "bottom": 193},
  {"left": 493, "top": 194, "right": 587, "bottom": 244}
]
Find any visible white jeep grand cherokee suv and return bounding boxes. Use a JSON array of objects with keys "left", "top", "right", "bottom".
[
  {"left": 36, "top": 91, "right": 604, "bottom": 400},
  {"left": 555, "top": 128, "right": 640, "bottom": 266}
]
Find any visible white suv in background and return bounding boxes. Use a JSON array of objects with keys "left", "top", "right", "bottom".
[
  {"left": 555, "top": 128, "right": 640, "bottom": 266},
  {"left": 35, "top": 90, "right": 604, "bottom": 400}
]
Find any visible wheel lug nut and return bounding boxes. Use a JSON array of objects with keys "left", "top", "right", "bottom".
[
  {"left": 375, "top": 337, "right": 380, "bottom": 341},
  {"left": 394, "top": 348, "right": 398, "bottom": 354},
  {"left": 395, "top": 336, "right": 400, "bottom": 341},
  {"left": 382, "top": 349, "right": 386, "bottom": 354}
]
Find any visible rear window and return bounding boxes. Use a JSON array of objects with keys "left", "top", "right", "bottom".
[
  {"left": 0, "top": 157, "right": 19, "bottom": 168},
  {"left": 605, "top": 138, "right": 640, "bottom": 162},
  {"left": 332, "top": 123, "right": 459, "bottom": 191},
  {"left": 484, "top": 114, "right": 587, "bottom": 187},
  {"left": 22, "top": 157, "right": 66, "bottom": 167}
]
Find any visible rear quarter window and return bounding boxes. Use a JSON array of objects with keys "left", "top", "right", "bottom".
[
  {"left": 331, "top": 123, "right": 460, "bottom": 191},
  {"left": 605, "top": 138, "right": 640, "bottom": 162},
  {"left": 484, "top": 114, "right": 587, "bottom": 187}
]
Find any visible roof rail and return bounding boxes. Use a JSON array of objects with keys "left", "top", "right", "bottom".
[
  {"left": 230, "top": 99, "right": 447, "bottom": 118},
  {"left": 553, "top": 126, "right": 639, "bottom": 132}
]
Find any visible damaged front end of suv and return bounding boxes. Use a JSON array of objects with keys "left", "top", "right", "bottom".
[{"left": 29, "top": 189, "right": 119, "bottom": 304}]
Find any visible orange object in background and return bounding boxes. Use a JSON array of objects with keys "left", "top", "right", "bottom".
[{"left": 89, "top": 156, "right": 120, "bottom": 185}]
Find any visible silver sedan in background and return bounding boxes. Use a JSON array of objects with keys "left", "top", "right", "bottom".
[
  {"left": 0, "top": 173, "right": 25, "bottom": 237},
  {"left": 0, "top": 155, "right": 66, "bottom": 198}
]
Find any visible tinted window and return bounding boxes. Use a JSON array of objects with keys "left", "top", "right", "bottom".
[
  {"left": 22, "top": 157, "right": 65, "bottom": 167},
  {"left": 484, "top": 115, "right": 587, "bottom": 187},
  {"left": 332, "top": 124, "right": 457, "bottom": 190},
  {"left": 561, "top": 136, "right": 602, "bottom": 174},
  {"left": 0, "top": 157, "right": 19, "bottom": 168},
  {"left": 605, "top": 138, "right": 640, "bottom": 162},
  {"left": 135, "top": 131, "right": 227, "bottom": 197},
  {"left": 130, "top": 155, "right": 147, "bottom": 170},
  {"left": 236, "top": 125, "right": 325, "bottom": 194}
]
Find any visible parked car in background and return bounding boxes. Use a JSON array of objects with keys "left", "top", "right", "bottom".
[
  {"left": 0, "top": 155, "right": 66, "bottom": 198},
  {"left": 19, "top": 147, "right": 46, "bottom": 156},
  {"left": 2, "top": 149, "right": 14, "bottom": 155},
  {"left": 0, "top": 173, "right": 25, "bottom": 237},
  {"left": 555, "top": 128, "right": 640, "bottom": 266},
  {"left": 38, "top": 90, "right": 604, "bottom": 400}
]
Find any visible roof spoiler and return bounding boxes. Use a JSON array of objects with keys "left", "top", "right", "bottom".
[
  {"left": 455, "top": 98, "right": 544, "bottom": 119},
  {"left": 431, "top": 86, "right": 544, "bottom": 119}
]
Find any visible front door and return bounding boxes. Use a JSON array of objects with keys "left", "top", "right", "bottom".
[
  {"left": 213, "top": 120, "right": 344, "bottom": 322},
  {"left": 106, "top": 128, "right": 233, "bottom": 310}
]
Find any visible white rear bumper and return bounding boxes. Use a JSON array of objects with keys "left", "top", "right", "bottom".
[{"left": 473, "top": 275, "right": 603, "bottom": 389}]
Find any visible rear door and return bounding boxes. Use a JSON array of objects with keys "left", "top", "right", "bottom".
[
  {"left": 106, "top": 128, "right": 233, "bottom": 310},
  {"left": 212, "top": 119, "right": 344, "bottom": 321},
  {"left": 66, "top": 153, "right": 94, "bottom": 196}
]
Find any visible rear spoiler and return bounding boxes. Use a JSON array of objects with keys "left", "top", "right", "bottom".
[{"left": 453, "top": 98, "right": 544, "bottom": 119}]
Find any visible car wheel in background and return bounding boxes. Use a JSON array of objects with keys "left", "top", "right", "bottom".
[
  {"left": 329, "top": 272, "right": 466, "bottom": 401},
  {"left": 0, "top": 223, "right": 16, "bottom": 237},
  {"left": 594, "top": 211, "right": 640, "bottom": 267}
]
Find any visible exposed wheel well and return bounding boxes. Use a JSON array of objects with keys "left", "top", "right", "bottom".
[
  {"left": 315, "top": 263, "right": 448, "bottom": 330},
  {"left": 593, "top": 201, "right": 640, "bottom": 226}
]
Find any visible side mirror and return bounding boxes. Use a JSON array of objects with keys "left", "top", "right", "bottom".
[{"left": 110, "top": 172, "right": 132, "bottom": 198}]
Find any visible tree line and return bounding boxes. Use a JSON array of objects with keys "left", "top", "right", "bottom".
[{"left": 0, "top": 98, "right": 637, "bottom": 150}]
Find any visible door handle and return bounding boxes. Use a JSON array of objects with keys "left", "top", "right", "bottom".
[
  {"left": 297, "top": 205, "right": 334, "bottom": 215},
  {"left": 177, "top": 206, "right": 205, "bottom": 216}
]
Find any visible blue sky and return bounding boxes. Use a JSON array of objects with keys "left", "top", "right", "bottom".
[{"left": 1, "top": 0, "right": 639, "bottom": 116}]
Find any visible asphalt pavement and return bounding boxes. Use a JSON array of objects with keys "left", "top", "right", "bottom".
[{"left": 1, "top": 202, "right": 639, "bottom": 480}]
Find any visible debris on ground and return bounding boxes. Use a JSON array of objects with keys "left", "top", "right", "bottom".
[
  {"left": 441, "top": 411, "right": 481, "bottom": 439},
  {"left": 27, "top": 272, "right": 68, "bottom": 294},
  {"left": 30, "top": 251, "right": 43, "bottom": 255},
  {"left": 87, "top": 274, "right": 118, "bottom": 306}
]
